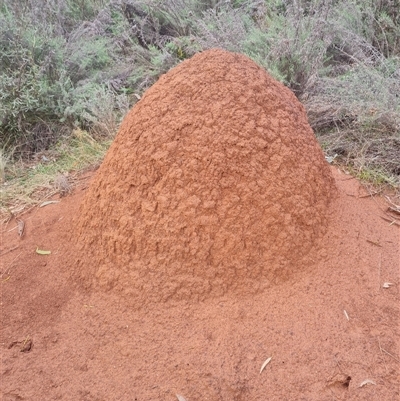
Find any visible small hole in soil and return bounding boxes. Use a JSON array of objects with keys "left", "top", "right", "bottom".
[{"left": 343, "top": 376, "right": 351, "bottom": 388}]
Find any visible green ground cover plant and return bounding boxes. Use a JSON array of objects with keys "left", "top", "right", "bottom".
[{"left": 0, "top": 0, "right": 399, "bottom": 211}]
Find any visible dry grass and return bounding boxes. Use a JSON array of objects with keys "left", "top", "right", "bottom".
[
  {"left": 317, "top": 125, "right": 399, "bottom": 192},
  {"left": 0, "top": 148, "right": 11, "bottom": 184},
  {"left": 0, "top": 129, "right": 111, "bottom": 221}
]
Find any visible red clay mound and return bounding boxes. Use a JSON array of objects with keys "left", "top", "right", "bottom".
[{"left": 73, "top": 49, "right": 336, "bottom": 306}]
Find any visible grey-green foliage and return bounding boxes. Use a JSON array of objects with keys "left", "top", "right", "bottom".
[
  {"left": 300, "top": 0, "right": 400, "bottom": 128},
  {"left": 256, "top": 0, "right": 400, "bottom": 129},
  {"left": 189, "top": 1, "right": 339, "bottom": 92},
  {"left": 0, "top": 1, "right": 120, "bottom": 152},
  {"left": 0, "top": 8, "right": 66, "bottom": 149},
  {"left": 262, "top": 0, "right": 336, "bottom": 92},
  {"left": 0, "top": 0, "right": 399, "bottom": 173}
]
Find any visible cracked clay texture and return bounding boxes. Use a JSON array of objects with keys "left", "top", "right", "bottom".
[{"left": 73, "top": 49, "right": 336, "bottom": 306}]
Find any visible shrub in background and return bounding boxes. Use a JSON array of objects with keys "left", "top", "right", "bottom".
[{"left": 0, "top": 0, "right": 399, "bottom": 184}]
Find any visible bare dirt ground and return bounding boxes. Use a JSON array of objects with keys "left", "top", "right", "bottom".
[{"left": 1, "top": 167, "right": 399, "bottom": 401}]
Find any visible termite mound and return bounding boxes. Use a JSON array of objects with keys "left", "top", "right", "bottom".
[{"left": 72, "top": 49, "right": 336, "bottom": 306}]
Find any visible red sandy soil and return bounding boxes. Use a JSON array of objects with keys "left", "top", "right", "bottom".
[{"left": 1, "top": 167, "right": 399, "bottom": 401}]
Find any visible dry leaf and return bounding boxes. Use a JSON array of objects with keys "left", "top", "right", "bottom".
[
  {"left": 260, "top": 357, "right": 272, "bottom": 374},
  {"left": 36, "top": 248, "right": 51, "bottom": 255},
  {"left": 39, "top": 201, "right": 59, "bottom": 207},
  {"left": 21, "top": 337, "right": 33, "bottom": 353},
  {"left": 382, "top": 282, "right": 394, "bottom": 288},
  {"left": 176, "top": 394, "right": 187, "bottom": 401},
  {"left": 359, "top": 379, "right": 376, "bottom": 387},
  {"left": 16, "top": 219, "right": 25, "bottom": 237}
]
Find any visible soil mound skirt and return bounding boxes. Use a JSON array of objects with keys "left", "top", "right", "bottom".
[{"left": 73, "top": 49, "right": 335, "bottom": 305}]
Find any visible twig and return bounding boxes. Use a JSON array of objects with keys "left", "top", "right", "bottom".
[
  {"left": 381, "top": 348, "right": 400, "bottom": 363},
  {"left": 358, "top": 191, "right": 380, "bottom": 198},
  {"left": 366, "top": 239, "right": 382, "bottom": 247},
  {"left": 385, "top": 195, "right": 400, "bottom": 210},
  {"left": 384, "top": 196, "right": 400, "bottom": 215},
  {"left": 0, "top": 252, "right": 22, "bottom": 278},
  {"left": 0, "top": 245, "right": 19, "bottom": 257},
  {"left": 378, "top": 338, "right": 388, "bottom": 374},
  {"left": 378, "top": 337, "right": 400, "bottom": 363},
  {"left": 380, "top": 216, "right": 400, "bottom": 226},
  {"left": 378, "top": 252, "right": 382, "bottom": 293}
]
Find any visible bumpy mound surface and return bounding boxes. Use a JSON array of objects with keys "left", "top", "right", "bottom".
[{"left": 73, "top": 49, "right": 335, "bottom": 305}]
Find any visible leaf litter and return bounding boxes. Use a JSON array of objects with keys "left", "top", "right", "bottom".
[
  {"left": 359, "top": 379, "right": 376, "bottom": 387},
  {"left": 39, "top": 201, "right": 60, "bottom": 207},
  {"left": 382, "top": 282, "right": 394, "bottom": 288},
  {"left": 36, "top": 248, "right": 51, "bottom": 255},
  {"left": 16, "top": 219, "right": 25, "bottom": 237},
  {"left": 260, "top": 357, "right": 272, "bottom": 374}
]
